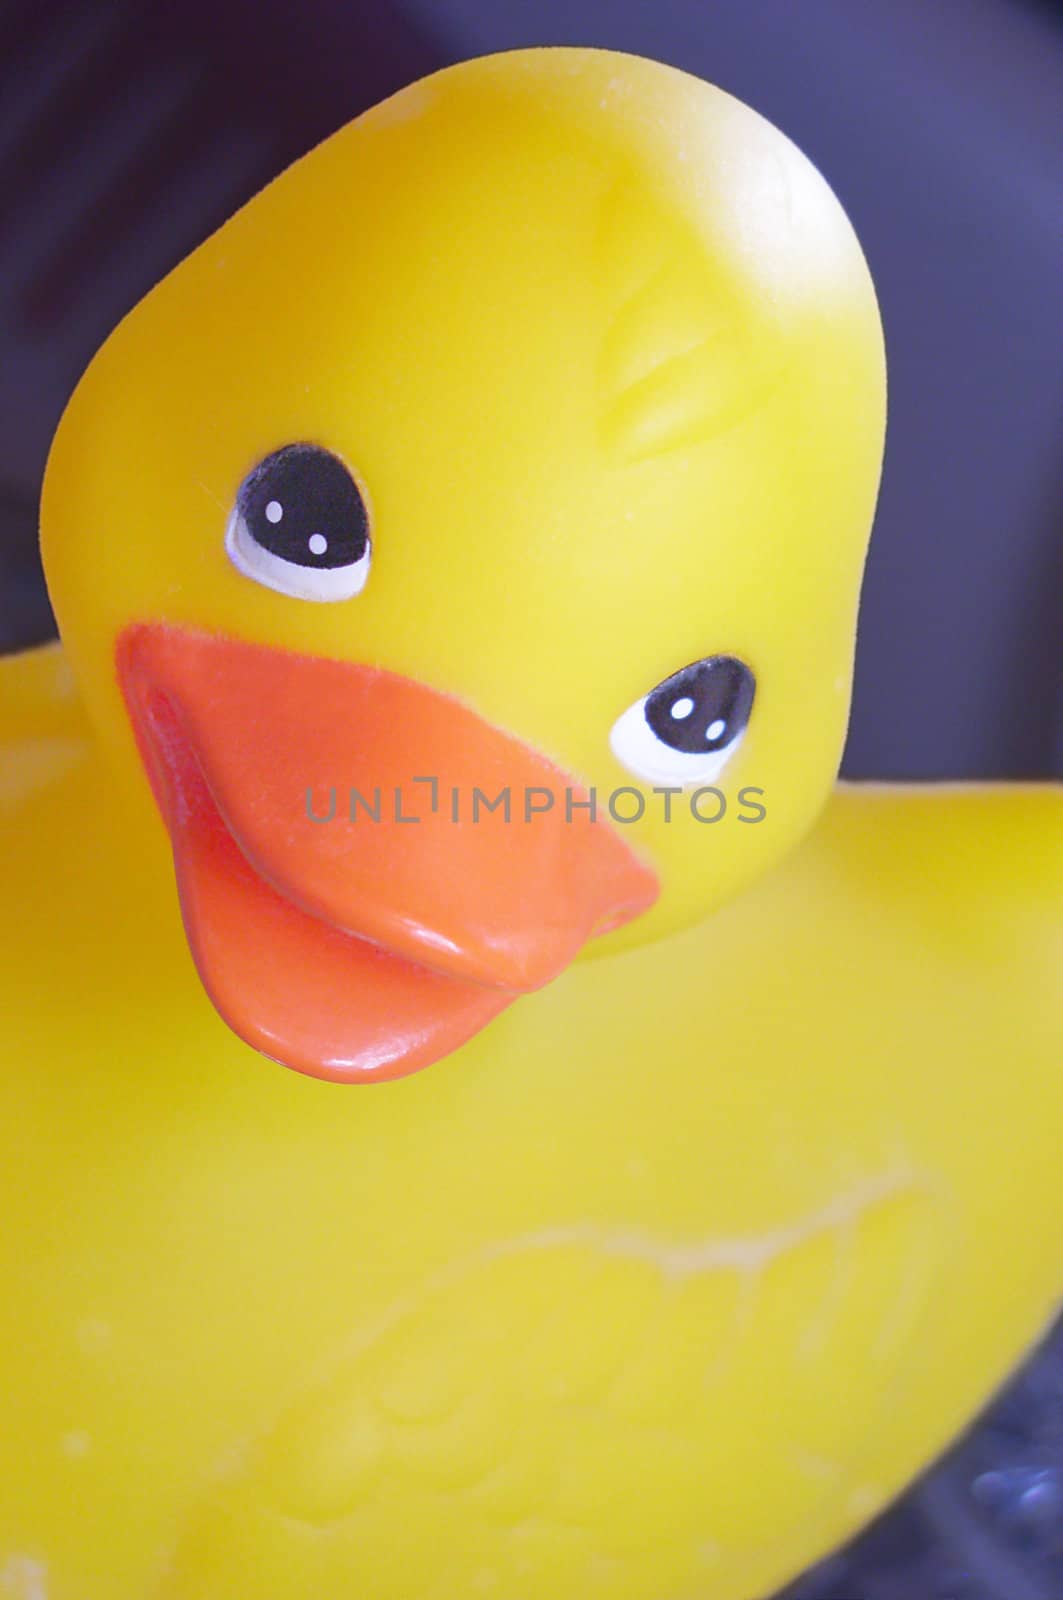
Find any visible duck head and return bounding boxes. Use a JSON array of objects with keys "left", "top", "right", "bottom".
[{"left": 41, "top": 49, "right": 885, "bottom": 1082}]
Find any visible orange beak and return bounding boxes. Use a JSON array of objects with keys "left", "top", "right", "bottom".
[{"left": 117, "top": 625, "right": 658, "bottom": 1082}]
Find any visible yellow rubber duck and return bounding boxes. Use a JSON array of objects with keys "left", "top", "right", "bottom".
[{"left": 1, "top": 47, "right": 1060, "bottom": 1600}]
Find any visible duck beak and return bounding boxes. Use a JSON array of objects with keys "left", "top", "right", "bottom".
[{"left": 117, "top": 624, "right": 658, "bottom": 1082}]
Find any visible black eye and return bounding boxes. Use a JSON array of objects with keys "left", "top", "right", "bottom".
[
  {"left": 610, "top": 655, "right": 756, "bottom": 784},
  {"left": 645, "top": 657, "right": 755, "bottom": 753},
  {"left": 225, "top": 443, "right": 371, "bottom": 601}
]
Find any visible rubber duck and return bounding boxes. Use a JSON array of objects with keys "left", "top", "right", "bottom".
[{"left": 1, "top": 47, "right": 1059, "bottom": 1600}]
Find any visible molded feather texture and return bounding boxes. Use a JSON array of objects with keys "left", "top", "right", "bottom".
[
  {"left": 595, "top": 178, "right": 787, "bottom": 465},
  {"left": 153, "top": 1175, "right": 946, "bottom": 1600}
]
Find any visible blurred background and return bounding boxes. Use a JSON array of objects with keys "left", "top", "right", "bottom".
[{"left": 1, "top": 0, "right": 1060, "bottom": 1593}]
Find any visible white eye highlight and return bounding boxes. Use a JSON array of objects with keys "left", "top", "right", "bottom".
[{"left": 610, "top": 655, "right": 755, "bottom": 786}]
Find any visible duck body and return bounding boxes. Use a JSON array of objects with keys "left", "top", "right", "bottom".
[
  {"left": 2, "top": 46, "right": 1061, "bottom": 1600},
  {"left": 1, "top": 642, "right": 1060, "bottom": 1600}
]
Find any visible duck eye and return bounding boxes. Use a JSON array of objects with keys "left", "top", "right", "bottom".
[
  {"left": 610, "top": 656, "right": 756, "bottom": 786},
  {"left": 225, "top": 443, "right": 371, "bottom": 602}
]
